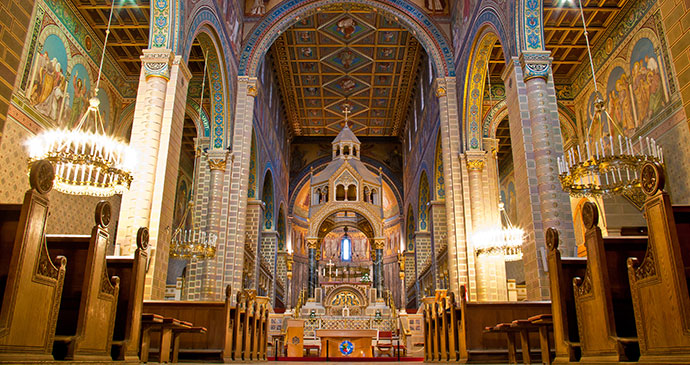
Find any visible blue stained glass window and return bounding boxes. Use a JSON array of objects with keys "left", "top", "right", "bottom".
[{"left": 341, "top": 236, "right": 351, "bottom": 261}]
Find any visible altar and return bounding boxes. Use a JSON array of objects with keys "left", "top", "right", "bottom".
[{"left": 315, "top": 329, "right": 378, "bottom": 357}]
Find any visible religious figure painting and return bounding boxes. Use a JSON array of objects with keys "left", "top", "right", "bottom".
[
  {"left": 630, "top": 38, "right": 667, "bottom": 126},
  {"left": 28, "top": 34, "right": 70, "bottom": 125}
]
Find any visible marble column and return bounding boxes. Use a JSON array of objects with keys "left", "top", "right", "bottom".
[
  {"left": 116, "top": 50, "right": 190, "bottom": 299},
  {"left": 307, "top": 238, "right": 317, "bottom": 298},
  {"left": 374, "top": 238, "right": 385, "bottom": 297}
]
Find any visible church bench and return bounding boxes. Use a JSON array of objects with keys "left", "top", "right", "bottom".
[
  {"left": 457, "top": 286, "right": 551, "bottom": 363},
  {"left": 545, "top": 228, "right": 586, "bottom": 363},
  {"left": 46, "top": 202, "right": 120, "bottom": 361},
  {"left": 626, "top": 163, "right": 690, "bottom": 363},
  {"left": 231, "top": 290, "right": 270, "bottom": 361},
  {"left": 107, "top": 227, "right": 149, "bottom": 361},
  {"left": 0, "top": 162, "right": 67, "bottom": 362},
  {"left": 140, "top": 313, "right": 193, "bottom": 363},
  {"left": 141, "top": 286, "right": 234, "bottom": 362},
  {"left": 483, "top": 323, "right": 520, "bottom": 364},
  {"left": 572, "top": 201, "right": 646, "bottom": 363}
]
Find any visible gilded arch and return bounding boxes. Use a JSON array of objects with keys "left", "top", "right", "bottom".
[{"left": 307, "top": 201, "right": 383, "bottom": 240}]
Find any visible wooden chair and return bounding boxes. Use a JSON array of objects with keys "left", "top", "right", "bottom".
[
  {"left": 0, "top": 161, "right": 66, "bottom": 362},
  {"left": 142, "top": 285, "right": 236, "bottom": 362},
  {"left": 572, "top": 201, "right": 646, "bottom": 362},
  {"left": 627, "top": 162, "right": 690, "bottom": 363},
  {"left": 47, "top": 201, "right": 120, "bottom": 361},
  {"left": 545, "top": 227, "right": 586, "bottom": 362},
  {"left": 107, "top": 227, "right": 148, "bottom": 361}
]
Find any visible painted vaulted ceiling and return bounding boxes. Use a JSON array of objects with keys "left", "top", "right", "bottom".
[{"left": 269, "top": 4, "right": 423, "bottom": 137}]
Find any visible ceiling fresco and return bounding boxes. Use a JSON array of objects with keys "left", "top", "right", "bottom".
[{"left": 270, "top": 5, "right": 424, "bottom": 137}]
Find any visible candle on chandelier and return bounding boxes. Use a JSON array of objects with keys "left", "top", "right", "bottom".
[{"left": 585, "top": 140, "right": 590, "bottom": 160}]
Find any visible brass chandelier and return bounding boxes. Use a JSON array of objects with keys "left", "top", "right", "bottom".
[
  {"left": 26, "top": 0, "right": 134, "bottom": 197},
  {"left": 556, "top": 0, "right": 663, "bottom": 197}
]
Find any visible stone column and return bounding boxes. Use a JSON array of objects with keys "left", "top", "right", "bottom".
[
  {"left": 260, "top": 230, "right": 278, "bottom": 304},
  {"left": 483, "top": 138, "right": 501, "bottom": 225},
  {"left": 429, "top": 200, "right": 446, "bottom": 289},
  {"left": 404, "top": 250, "right": 415, "bottom": 306},
  {"left": 199, "top": 151, "right": 228, "bottom": 300},
  {"left": 223, "top": 77, "right": 258, "bottom": 303},
  {"left": 116, "top": 50, "right": 190, "bottom": 299},
  {"left": 435, "top": 78, "right": 469, "bottom": 297},
  {"left": 307, "top": 238, "right": 317, "bottom": 298},
  {"left": 465, "top": 152, "right": 487, "bottom": 231},
  {"left": 521, "top": 52, "right": 575, "bottom": 298},
  {"left": 414, "top": 230, "right": 432, "bottom": 285}
]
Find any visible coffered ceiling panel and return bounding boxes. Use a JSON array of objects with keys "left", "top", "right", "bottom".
[{"left": 270, "top": 4, "right": 423, "bottom": 137}]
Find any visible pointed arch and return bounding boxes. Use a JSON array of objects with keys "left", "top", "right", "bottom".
[
  {"left": 248, "top": 132, "right": 258, "bottom": 198},
  {"left": 406, "top": 205, "right": 416, "bottom": 252},
  {"left": 418, "top": 171, "right": 430, "bottom": 231},
  {"left": 262, "top": 169, "right": 275, "bottom": 231},
  {"left": 434, "top": 132, "right": 445, "bottom": 201}
]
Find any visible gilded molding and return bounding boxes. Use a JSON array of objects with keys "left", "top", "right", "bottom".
[
  {"left": 307, "top": 238, "right": 318, "bottom": 249},
  {"left": 435, "top": 86, "right": 447, "bottom": 97},
  {"left": 373, "top": 239, "right": 385, "bottom": 250},
  {"left": 247, "top": 84, "right": 258, "bottom": 97}
]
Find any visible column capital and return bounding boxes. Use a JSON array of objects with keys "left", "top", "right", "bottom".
[
  {"left": 307, "top": 238, "right": 319, "bottom": 249},
  {"left": 434, "top": 77, "right": 447, "bottom": 97},
  {"left": 141, "top": 49, "right": 174, "bottom": 80},
  {"left": 207, "top": 150, "right": 230, "bottom": 171},
  {"left": 465, "top": 151, "right": 487, "bottom": 171},
  {"left": 373, "top": 238, "right": 385, "bottom": 250},
  {"left": 519, "top": 50, "right": 552, "bottom": 82}
]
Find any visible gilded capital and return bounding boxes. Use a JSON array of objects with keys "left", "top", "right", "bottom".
[
  {"left": 435, "top": 86, "right": 447, "bottom": 97},
  {"left": 208, "top": 158, "right": 227, "bottom": 171},
  {"left": 247, "top": 83, "right": 258, "bottom": 97},
  {"left": 373, "top": 239, "right": 385, "bottom": 250},
  {"left": 307, "top": 238, "right": 318, "bottom": 249},
  {"left": 520, "top": 51, "right": 552, "bottom": 82},
  {"left": 466, "top": 159, "right": 485, "bottom": 171}
]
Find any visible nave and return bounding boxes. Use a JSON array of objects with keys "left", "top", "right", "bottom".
[{"left": 2, "top": 0, "right": 690, "bottom": 363}]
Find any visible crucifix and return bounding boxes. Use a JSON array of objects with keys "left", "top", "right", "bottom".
[
  {"left": 326, "top": 259, "right": 335, "bottom": 280},
  {"left": 343, "top": 103, "right": 351, "bottom": 127}
]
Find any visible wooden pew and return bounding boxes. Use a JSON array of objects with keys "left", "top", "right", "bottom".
[
  {"left": 107, "top": 227, "right": 149, "bottom": 361},
  {"left": 545, "top": 227, "right": 586, "bottom": 363},
  {"left": 0, "top": 161, "right": 67, "bottom": 361},
  {"left": 627, "top": 162, "right": 690, "bottom": 363},
  {"left": 142, "top": 285, "right": 234, "bottom": 362},
  {"left": 572, "top": 201, "right": 646, "bottom": 362},
  {"left": 423, "top": 286, "right": 551, "bottom": 363},
  {"left": 46, "top": 201, "right": 120, "bottom": 361},
  {"left": 457, "top": 286, "right": 551, "bottom": 363}
]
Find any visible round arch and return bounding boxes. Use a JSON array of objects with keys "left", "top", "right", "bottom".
[
  {"left": 463, "top": 24, "right": 509, "bottom": 151},
  {"left": 307, "top": 202, "right": 383, "bottom": 239},
  {"left": 239, "top": 0, "right": 455, "bottom": 77},
  {"left": 183, "top": 22, "right": 230, "bottom": 149}
]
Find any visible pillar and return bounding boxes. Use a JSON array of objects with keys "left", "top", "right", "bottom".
[
  {"left": 307, "top": 238, "right": 317, "bottom": 298},
  {"left": 374, "top": 238, "right": 385, "bottom": 297},
  {"left": 222, "top": 77, "right": 258, "bottom": 302},
  {"left": 199, "top": 150, "right": 228, "bottom": 300},
  {"left": 465, "top": 152, "right": 487, "bottom": 230},
  {"left": 116, "top": 50, "right": 190, "bottom": 299},
  {"left": 435, "top": 77, "right": 472, "bottom": 298},
  {"left": 414, "top": 231, "right": 432, "bottom": 297},
  {"left": 429, "top": 200, "right": 446, "bottom": 289}
]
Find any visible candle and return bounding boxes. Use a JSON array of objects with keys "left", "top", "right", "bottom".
[
  {"left": 585, "top": 140, "right": 590, "bottom": 160},
  {"left": 647, "top": 137, "right": 651, "bottom": 155},
  {"left": 618, "top": 135, "right": 623, "bottom": 155},
  {"left": 577, "top": 145, "right": 582, "bottom": 163},
  {"left": 609, "top": 135, "right": 614, "bottom": 156},
  {"left": 595, "top": 141, "right": 600, "bottom": 159},
  {"left": 601, "top": 139, "right": 606, "bottom": 157},
  {"left": 639, "top": 136, "right": 643, "bottom": 155}
]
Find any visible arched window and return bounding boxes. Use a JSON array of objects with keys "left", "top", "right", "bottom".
[
  {"left": 363, "top": 186, "right": 370, "bottom": 202},
  {"left": 336, "top": 185, "right": 346, "bottom": 201},
  {"left": 341, "top": 231, "right": 352, "bottom": 262},
  {"left": 347, "top": 185, "right": 357, "bottom": 201},
  {"left": 371, "top": 189, "right": 377, "bottom": 204},
  {"left": 343, "top": 145, "right": 350, "bottom": 155}
]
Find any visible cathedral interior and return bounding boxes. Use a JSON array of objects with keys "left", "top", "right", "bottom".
[{"left": 2, "top": 0, "right": 690, "bottom": 363}]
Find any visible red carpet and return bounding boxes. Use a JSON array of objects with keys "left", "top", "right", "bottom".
[{"left": 268, "top": 357, "right": 424, "bottom": 361}]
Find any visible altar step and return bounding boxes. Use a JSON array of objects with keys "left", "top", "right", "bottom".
[{"left": 268, "top": 357, "right": 424, "bottom": 362}]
